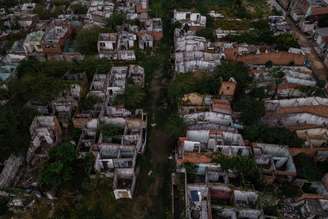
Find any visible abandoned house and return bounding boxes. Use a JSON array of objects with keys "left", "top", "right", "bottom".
[
  {"left": 98, "top": 33, "right": 118, "bottom": 59},
  {"left": 23, "top": 31, "right": 45, "bottom": 55},
  {"left": 253, "top": 143, "right": 297, "bottom": 183},
  {"left": 86, "top": 0, "right": 114, "bottom": 27},
  {"left": 138, "top": 32, "right": 153, "bottom": 49},
  {"left": 97, "top": 32, "right": 136, "bottom": 60},
  {"left": 175, "top": 35, "right": 223, "bottom": 73},
  {"left": 41, "top": 20, "right": 74, "bottom": 55},
  {"left": 263, "top": 97, "right": 328, "bottom": 134},
  {"left": 219, "top": 78, "right": 237, "bottom": 101},
  {"left": 113, "top": 168, "right": 137, "bottom": 199},
  {"left": 27, "top": 116, "right": 62, "bottom": 164},
  {"left": 173, "top": 10, "right": 207, "bottom": 31},
  {"left": 128, "top": 65, "right": 145, "bottom": 87},
  {"left": 144, "top": 18, "right": 163, "bottom": 41}
]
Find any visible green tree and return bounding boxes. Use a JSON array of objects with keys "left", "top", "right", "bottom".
[
  {"left": 34, "top": 4, "right": 51, "bottom": 20},
  {"left": 0, "top": 107, "right": 36, "bottom": 161},
  {"left": 270, "top": 67, "right": 284, "bottom": 97},
  {"left": 70, "top": 3, "right": 87, "bottom": 14},
  {"left": 293, "top": 153, "right": 321, "bottom": 181},
  {"left": 79, "top": 95, "right": 102, "bottom": 111},
  {"left": 298, "top": 79, "right": 327, "bottom": 97},
  {"left": 214, "top": 154, "right": 262, "bottom": 187},
  {"left": 234, "top": 97, "right": 265, "bottom": 125},
  {"left": 74, "top": 28, "right": 102, "bottom": 55},
  {"left": 248, "top": 86, "right": 266, "bottom": 99},
  {"left": 196, "top": 28, "right": 215, "bottom": 42},
  {"left": 168, "top": 73, "right": 220, "bottom": 105},
  {"left": 214, "top": 61, "right": 252, "bottom": 91},
  {"left": 164, "top": 114, "right": 186, "bottom": 138},
  {"left": 100, "top": 124, "right": 124, "bottom": 138},
  {"left": 274, "top": 33, "right": 299, "bottom": 50},
  {"left": 242, "top": 124, "right": 304, "bottom": 146},
  {"left": 40, "top": 142, "right": 93, "bottom": 190},
  {"left": 119, "top": 84, "right": 146, "bottom": 111},
  {"left": 0, "top": 197, "right": 8, "bottom": 216},
  {"left": 40, "top": 142, "right": 76, "bottom": 189},
  {"left": 318, "top": 14, "right": 328, "bottom": 27},
  {"left": 106, "top": 12, "right": 126, "bottom": 31}
]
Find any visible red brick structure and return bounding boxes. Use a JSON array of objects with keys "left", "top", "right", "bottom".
[{"left": 42, "top": 20, "right": 74, "bottom": 55}]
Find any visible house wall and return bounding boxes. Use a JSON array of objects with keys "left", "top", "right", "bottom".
[
  {"left": 136, "top": 0, "right": 148, "bottom": 13},
  {"left": 300, "top": 21, "right": 316, "bottom": 33},
  {"left": 42, "top": 24, "right": 74, "bottom": 55},
  {"left": 324, "top": 55, "right": 328, "bottom": 68},
  {"left": 232, "top": 52, "right": 305, "bottom": 66},
  {"left": 152, "top": 31, "right": 163, "bottom": 41},
  {"left": 98, "top": 41, "right": 116, "bottom": 51},
  {"left": 42, "top": 40, "right": 63, "bottom": 55},
  {"left": 23, "top": 41, "right": 43, "bottom": 54}
]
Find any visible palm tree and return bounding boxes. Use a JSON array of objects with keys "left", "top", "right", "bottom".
[{"left": 270, "top": 67, "right": 284, "bottom": 99}]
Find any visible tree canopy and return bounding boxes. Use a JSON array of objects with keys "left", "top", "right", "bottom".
[
  {"left": 214, "top": 61, "right": 252, "bottom": 91},
  {"left": 228, "top": 31, "right": 299, "bottom": 51},
  {"left": 74, "top": 28, "right": 103, "bottom": 55},
  {"left": 40, "top": 142, "right": 93, "bottom": 190},
  {"left": 0, "top": 106, "right": 36, "bottom": 161},
  {"left": 242, "top": 124, "right": 305, "bottom": 147},
  {"left": 234, "top": 97, "right": 265, "bottom": 125},
  {"left": 114, "top": 84, "right": 146, "bottom": 111},
  {"left": 106, "top": 12, "right": 126, "bottom": 31},
  {"left": 214, "top": 154, "right": 262, "bottom": 187},
  {"left": 293, "top": 153, "right": 321, "bottom": 181}
]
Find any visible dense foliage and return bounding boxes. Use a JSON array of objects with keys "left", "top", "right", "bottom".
[
  {"left": 70, "top": 3, "right": 88, "bottom": 14},
  {"left": 79, "top": 95, "right": 102, "bottom": 111},
  {"left": 74, "top": 28, "right": 103, "bottom": 55},
  {"left": 100, "top": 124, "right": 124, "bottom": 138},
  {"left": 293, "top": 153, "right": 322, "bottom": 181},
  {"left": 214, "top": 61, "right": 252, "bottom": 91},
  {"left": 164, "top": 114, "right": 186, "bottom": 138},
  {"left": 168, "top": 73, "right": 220, "bottom": 105},
  {"left": 214, "top": 154, "right": 263, "bottom": 187},
  {"left": 243, "top": 124, "right": 305, "bottom": 146},
  {"left": 0, "top": 106, "right": 37, "bottom": 161},
  {"left": 234, "top": 97, "right": 265, "bottom": 125},
  {"left": 196, "top": 28, "right": 216, "bottom": 42},
  {"left": 40, "top": 142, "right": 93, "bottom": 190},
  {"left": 114, "top": 84, "right": 146, "bottom": 111},
  {"left": 229, "top": 32, "right": 299, "bottom": 50},
  {"left": 106, "top": 12, "right": 126, "bottom": 31}
]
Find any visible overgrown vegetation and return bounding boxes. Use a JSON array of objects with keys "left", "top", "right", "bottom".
[
  {"left": 40, "top": 142, "right": 93, "bottom": 190},
  {"left": 196, "top": 28, "right": 216, "bottom": 42},
  {"left": 214, "top": 61, "right": 252, "bottom": 91},
  {"left": 229, "top": 32, "right": 299, "bottom": 51},
  {"left": 70, "top": 3, "right": 87, "bottom": 14},
  {"left": 294, "top": 153, "right": 322, "bottom": 181},
  {"left": 168, "top": 72, "right": 221, "bottom": 108},
  {"left": 79, "top": 95, "right": 102, "bottom": 111},
  {"left": 243, "top": 124, "right": 304, "bottom": 146},
  {"left": 106, "top": 12, "right": 126, "bottom": 31},
  {"left": 114, "top": 84, "right": 146, "bottom": 111},
  {"left": 74, "top": 28, "right": 103, "bottom": 55},
  {"left": 234, "top": 97, "right": 265, "bottom": 125},
  {"left": 100, "top": 124, "right": 124, "bottom": 138},
  {"left": 158, "top": 0, "right": 270, "bottom": 18},
  {"left": 214, "top": 154, "right": 263, "bottom": 188},
  {"left": 0, "top": 106, "right": 37, "bottom": 161},
  {"left": 52, "top": 177, "right": 133, "bottom": 219}
]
